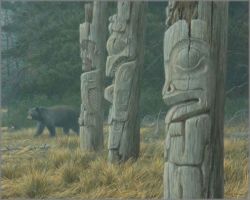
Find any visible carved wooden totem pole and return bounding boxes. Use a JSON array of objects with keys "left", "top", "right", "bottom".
[
  {"left": 163, "top": 1, "right": 228, "bottom": 198},
  {"left": 79, "top": 2, "right": 108, "bottom": 151},
  {"left": 105, "top": 1, "right": 145, "bottom": 163}
]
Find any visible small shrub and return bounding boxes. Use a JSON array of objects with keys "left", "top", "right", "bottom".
[
  {"left": 59, "top": 162, "right": 80, "bottom": 185},
  {"left": 21, "top": 170, "right": 51, "bottom": 198},
  {"left": 1, "top": 163, "right": 24, "bottom": 179},
  {"left": 71, "top": 148, "right": 97, "bottom": 168},
  {"left": 49, "top": 149, "right": 72, "bottom": 168}
]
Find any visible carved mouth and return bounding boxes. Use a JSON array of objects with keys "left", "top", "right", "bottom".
[
  {"left": 168, "top": 98, "right": 199, "bottom": 108},
  {"left": 163, "top": 90, "right": 201, "bottom": 107},
  {"left": 164, "top": 91, "right": 202, "bottom": 122}
]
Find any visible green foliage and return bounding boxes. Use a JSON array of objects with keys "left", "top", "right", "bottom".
[
  {"left": 140, "top": 87, "right": 165, "bottom": 116},
  {"left": 2, "top": 1, "right": 83, "bottom": 102},
  {"left": 140, "top": 2, "right": 166, "bottom": 116},
  {"left": 227, "top": 2, "right": 248, "bottom": 93},
  {"left": 224, "top": 97, "right": 249, "bottom": 120}
]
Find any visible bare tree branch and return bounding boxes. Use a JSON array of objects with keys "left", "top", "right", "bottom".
[
  {"left": 226, "top": 81, "right": 248, "bottom": 95},
  {"left": 153, "top": 108, "right": 162, "bottom": 136}
]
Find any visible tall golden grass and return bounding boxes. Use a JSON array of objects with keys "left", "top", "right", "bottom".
[{"left": 1, "top": 126, "right": 248, "bottom": 199}]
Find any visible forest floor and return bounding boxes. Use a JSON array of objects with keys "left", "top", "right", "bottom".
[{"left": 1, "top": 122, "right": 248, "bottom": 199}]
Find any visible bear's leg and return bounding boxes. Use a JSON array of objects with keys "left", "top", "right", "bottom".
[
  {"left": 34, "top": 122, "right": 45, "bottom": 137},
  {"left": 63, "top": 127, "right": 69, "bottom": 135},
  {"left": 47, "top": 125, "right": 56, "bottom": 137}
]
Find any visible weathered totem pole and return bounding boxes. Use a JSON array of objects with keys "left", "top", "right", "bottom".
[
  {"left": 79, "top": 2, "right": 108, "bottom": 151},
  {"left": 105, "top": 1, "right": 145, "bottom": 163},
  {"left": 163, "top": 1, "right": 228, "bottom": 198}
]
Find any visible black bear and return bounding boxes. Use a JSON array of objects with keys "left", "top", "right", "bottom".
[{"left": 27, "top": 105, "right": 79, "bottom": 137}]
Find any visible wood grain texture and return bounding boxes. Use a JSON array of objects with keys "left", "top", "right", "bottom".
[
  {"left": 163, "top": 1, "right": 228, "bottom": 198},
  {"left": 79, "top": 2, "right": 108, "bottom": 151},
  {"left": 105, "top": 1, "right": 146, "bottom": 163}
]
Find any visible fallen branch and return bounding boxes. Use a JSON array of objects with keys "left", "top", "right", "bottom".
[{"left": 1, "top": 144, "right": 50, "bottom": 152}]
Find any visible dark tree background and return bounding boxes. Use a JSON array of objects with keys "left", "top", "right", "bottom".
[{"left": 1, "top": 1, "right": 248, "bottom": 128}]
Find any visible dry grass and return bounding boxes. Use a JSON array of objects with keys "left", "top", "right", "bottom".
[
  {"left": 224, "top": 121, "right": 248, "bottom": 135},
  {"left": 0, "top": 125, "right": 248, "bottom": 199},
  {"left": 224, "top": 139, "right": 249, "bottom": 198}
]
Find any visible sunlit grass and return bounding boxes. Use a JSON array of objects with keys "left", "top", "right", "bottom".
[
  {"left": 57, "top": 135, "right": 79, "bottom": 149},
  {"left": 0, "top": 125, "right": 248, "bottom": 199},
  {"left": 20, "top": 170, "right": 52, "bottom": 198}
]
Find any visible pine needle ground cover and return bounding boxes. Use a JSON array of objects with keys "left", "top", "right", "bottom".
[{"left": 1, "top": 124, "right": 248, "bottom": 199}]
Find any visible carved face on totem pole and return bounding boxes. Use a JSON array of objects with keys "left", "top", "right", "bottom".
[
  {"left": 104, "top": 2, "right": 140, "bottom": 160},
  {"left": 105, "top": 1, "right": 137, "bottom": 122},
  {"left": 106, "top": 2, "right": 136, "bottom": 78},
  {"left": 163, "top": 20, "right": 215, "bottom": 123},
  {"left": 79, "top": 23, "right": 100, "bottom": 127},
  {"left": 79, "top": 23, "right": 96, "bottom": 72},
  {"left": 163, "top": 20, "right": 215, "bottom": 198}
]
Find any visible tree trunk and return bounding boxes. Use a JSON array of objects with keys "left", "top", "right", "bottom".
[
  {"left": 162, "top": 1, "right": 228, "bottom": 198},
  {"left": 79, "top": 1, "right": 108, "bottom": 151},
  {"left": 104, "top": 1, "right": 146, "bottom": 163}
]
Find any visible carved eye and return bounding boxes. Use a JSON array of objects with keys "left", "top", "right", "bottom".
[{"left": 175, "top": 47, "right": 205, "bottom": 71}]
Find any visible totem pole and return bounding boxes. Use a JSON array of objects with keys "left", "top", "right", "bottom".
[
  {"left": 163, "top": 1, "right": 228, "bottom": 198},
  {"left": 79, "top": 2, "right": 108, "bottom": 151},
  {"left": 105, "top": 1, "right": 145, "bottom": 163}
]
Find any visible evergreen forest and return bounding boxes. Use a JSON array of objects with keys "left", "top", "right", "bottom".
[{"left": 1, "top": 1, "right": 248, "bottom": 128}]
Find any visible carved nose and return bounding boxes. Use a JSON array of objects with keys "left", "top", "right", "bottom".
[{"left": 165, "top": 83, "right": 175, "bottom": 93}]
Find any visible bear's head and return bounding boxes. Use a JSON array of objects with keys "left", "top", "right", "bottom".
[{"left": 27, "top": 107, "right": 44, "bottom": 121}]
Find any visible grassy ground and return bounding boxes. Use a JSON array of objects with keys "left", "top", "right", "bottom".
[{"left": 0, "top": 123, "right": 248, "bottom": 199}]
